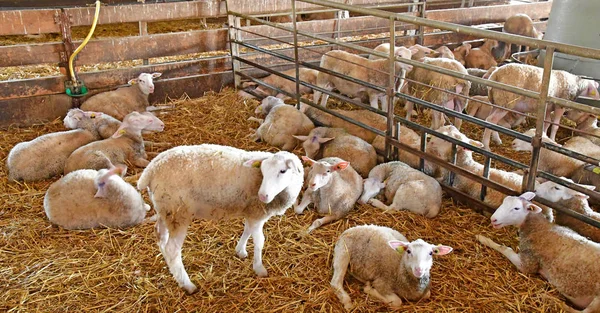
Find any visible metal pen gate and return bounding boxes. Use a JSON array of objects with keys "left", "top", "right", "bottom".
[{"left": 227, "top": 0, "right": 600, "bottom": 230}]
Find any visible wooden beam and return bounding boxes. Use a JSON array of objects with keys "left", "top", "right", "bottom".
[
  {"left": 425, "top": 1, "right": 552, "bottom": 25},
  {"left": 0, "top": 0, "right": 223, "bottom": 36},
  {"left": 0, "top": 72, "right": 232, "bottom": 128},
  {"left": 0, "top": 29, "right": 228, "bottom": 67}
]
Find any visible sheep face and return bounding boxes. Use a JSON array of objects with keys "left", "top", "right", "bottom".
[
  {"left": 128, "top": 72, "right": 162, "bottom": 95},
  {"left": 244, "top": 152, "right": 302, "bottom": 203},
  {"left": 63, "top": 109, "right": 93, "bottom": 129},
  {"left": 112, "top": 112, "right": 165, "bottom": 138},
  {"left": 256, "top": 96, "right": 284, "bottom": 115},
  {"left": 490, "top": 192, "right": 541, "bottom": 229},
  {"left": 535, "top": 178, "right": 595, "bottom": 202},
  {"left": 358, "top": 177, "right": 385, "bottom": 204},
  {"left": 295, "top": 131, "right": 334, "bottom": 159},
  {"left": 388, "top": 239, "right": 452, "bottom": 278},
  {"left": 94, "top": 165, "right": 127, "bottom": 198},
  {"left": 581, "top": 80, "right": 600, "bottom": 100},
  {"left": 304, "top": 157, "right": 349, "bottom": 192}
]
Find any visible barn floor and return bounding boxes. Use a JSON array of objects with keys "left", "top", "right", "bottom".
[{"left": 0, "top": 88, "right": 570, "bottom": 312}]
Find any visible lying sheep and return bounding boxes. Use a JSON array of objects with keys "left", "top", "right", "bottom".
[
  {"left": 477, "top": 192, "right": 600, "bottom": 313},
  {"left": 371, "top": 125, "right": 421, "bottom": 168},
  {"left": 301, "top": 104, "right": 386, "bottom": 143},
  {"left": 7, "top": 109, "right": 121, "bottom": 182},
  {"left": 512, "top": 129, "right": 600, "bottom": 178},
  {"left": 465, "top": 39, "right": 498, "bottom": 70},
  {"left": 359, "top": 161, "right": 442, "bottom": 218},
  {"left": 293, "top": 127, "right": 376, "bottom": 177},
  {"left": 452, "top": 43, "right": 471, "bottom": 66},
  {"left": 240, "top": 68, "right": 318, "bottom": 99},
  {"left": 313, "top": 49, "right": 413, "bottom": 111},
  {"left": 331, "top": 225, "right": 453, "bottom": 310},
  {"left": 64, "top": 111, "right": 165, "bottom": 174},
  {"left": 405, "top": 57, "right": 471, "bottom": 130},
  {"left": 482, "top": 64, "right": 600, "bottom": 149},
  {"left": 249, "top": 96, "right": 314, "bottom": 151},
  {"left": 466, "top": 95, "right": 526, "bottom": 145},
  {"left": 294, "top": 156, "right": 362, "bottom": 233},
  {"left": 80, "top": 72, "right": 162, "bottom": 120},
  {"left": 137, "top": 144, "right": 304, "bottom": 293},
  {"left": 566, "top": 110, "right": 600, "bottom": 146},
  {"left": 44, "top": 164, "right": 150, "bottom": 230},
  {"left": 571, "top": 164, "right": 600, "bottom": 204},
  {"left": 535, "top": 178, "right": 600, "bottom": 242}
]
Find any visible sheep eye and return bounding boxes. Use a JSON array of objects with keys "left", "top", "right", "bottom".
[
  {"left": 429, "top": 251, "right": 433, "bottom": 256},
  {"left": 279, "top": 169, "right": 287, "bottom": 174},
  {"left": 326, "top": 170, "right": 331, "bottom": 173},
  {"left": 406, "top": 250, "right": 411, "bottom": 254},
  {"left": 553, "top": 186, "right": 560, "bottom": 190},
  {"left": 514, "top": 207, "right": 520, "bottom": 210},
  {"left": 98, "top": 182, "right": 105, "bottom": 187}
]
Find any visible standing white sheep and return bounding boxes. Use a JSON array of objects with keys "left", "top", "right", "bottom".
[
  {"left": 248, "top": 96, "right": 314, "bottom": 151},
  {"left": 359, "top": 161, "right": 442, "bottom": 218},
  {"left": 482, "top": 64, "right": 599, "bottom": 149},
  {"left": 44, "top": 164, "right": 150, "bottom": 230},
  {"left": 294, "top": 156, "right": 362, "bottom": 232},
  {"left": 331, "top": 225, "right": 453, "bottom": 310},
  {"left": 63, "top": 111, "right": 165, "bottom": 174},
  {"left": 7, "top": 109, "right": 120, "bottom": 182},
  {"left": 535, "top": 178, "right": 600, "bottom": 242},
  {"left": 313, "top": 49, "right": 413, "bottom": 111},
  {"left": 477, "top": 192, "right": 600, "bottom": 313},
  {"left": 137, "top": 144, "right": 304, "bottom": 293},
  {"left": 293, "top": 127, "right": 376, "bottom": 177},
  {"left": 80, "top": 72, "right": 162, "bottom": 120}
]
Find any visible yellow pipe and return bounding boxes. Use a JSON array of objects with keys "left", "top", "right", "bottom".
[{"left": 69, "top": 0, "right": 101, "bottom": 83}]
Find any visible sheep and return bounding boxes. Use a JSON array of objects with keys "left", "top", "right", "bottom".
[
  {"left": 404, "top": 57, "right": 471, "bottom": 131},
  {"left": 482, "top": 63, "right": 600, "bottom": 149},
  {"left": 359, "top": 161, "right": 442, "bottom": 218},
  {"left": 300, "top": 104, "right": 386, "bottom": 143},
  {"left": 248, "top": 96, "right": 314, "bottom": 151},
  {"left": 408, "top": 44, "right": 435, "bottom": 61},
  {"left": 535, "top": 178, "right": 600, "bottom": 242},
  {"left": 80, "top": 72, "right": 162, "bottom": 120},
  {"left": 7, "top": 109, "right": 121, "bottom": 182},
  {"left": 467, "top": 66, "right": 497, "bottom": 96},
  {"left": 63, "top": 111, "right": 165, "bottom": 174},
  {"left": 294, "top": 156, "right": 362, "bottom": 232},
  {"left": 312, "top": 49, "right": 413, "bottom": 112},
  {"left": 465, "top": 39, "right": 499, "bottom": 70},
  {"left": 331, "top": 225, "right": 453, "bottom": 310},
  {"left": 136, "top": 144, "right": 304, "bottom": 293},
  {"left": 240, "top": 68, "right": 318, "bottom": 99},
  {"left": 566, "top": 110, "right": 600, "bottom": 146},
  {"left": 511, "top": 129, "right": 600, "bottom": 179},
  {"left": 477, "top": 192, "right": 600, "bottom": 313},
  {"left": 466, "top": 95, "right": 527, "bottom": 145},
  {"left": 371, "top": 125, "right": 421, "bottom": 168},
  {"left": 571, "top": 164, "right": 600, "bottom": 204},
  {"left": 498, "top": 14, "right": 544, "bottom": 60},
  {"left": 44, "top": 164, "right": 151, "bottom": 230},
  {"left": 293, "top": 127, "right": 376, "bottom": 177},
  {"left": 452, "top": 43, "right": 471, "bottom": 66}
]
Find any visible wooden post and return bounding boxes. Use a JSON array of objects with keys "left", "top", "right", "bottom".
[{"left": 139, "top": 21, "right": 149, "bottom": 65}]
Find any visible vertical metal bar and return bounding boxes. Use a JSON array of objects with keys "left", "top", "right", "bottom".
[
  {"left": 447, "top": 143, "right": 457, "bottom": 186},
  {"left": 417, "top": 1, "right": 426, "bottom": 45},
  {"left": 139, "top": 21, "right": 149, "bottom": 66},
  {"left": 228, "top": 9, "right": 242, "bottom": 89},
  {"left": 480, "top": 155, "right": 491, "bottom": 201},
  {"left": 419, "top": 131, "right": 427, "bottom": 172},
  {"left": 525, "top": 46, "right": 555, "bottom": 191},
  {"left": 385, "top": 17, "right": 396, "bottom": 161},
  {"left": 292, "top": 0, "right": 301, "bottom": 110},
  {"left": 394, "top": 122, "right": 400, "bottom": 159}
]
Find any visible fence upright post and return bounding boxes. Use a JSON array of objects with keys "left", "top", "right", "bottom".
[
  {"left": 139, "top": 21, "right": 149, "bottom": 65},
  {"left": 385, "top": 17, "right": 397, "bottom": 161},
  {"left": 417, "top": 0, "right": 426, "bottom": 46},
  {"left": 525, "top": 46, "right": 555, "bottom": 192},
  {"left": 292, "top": 0, "right": 302, "bottom": 110},
  {"left": 227, "top": 4, "right": 242, "bottom": 89}
]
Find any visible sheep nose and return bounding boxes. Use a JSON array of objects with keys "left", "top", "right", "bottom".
[
  {"left": 491, "top": 218, "right": 497, "bottom": 223},
  {"left": 259, "top": 194, "right": 268, "bottom": 202},
  {"left": 310, "top": 183, "right": 316, "bottom": 187}
]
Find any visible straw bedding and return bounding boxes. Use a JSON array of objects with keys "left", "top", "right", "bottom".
[{"left": 0, "top": 88, "right": 572, "bottom": 312}]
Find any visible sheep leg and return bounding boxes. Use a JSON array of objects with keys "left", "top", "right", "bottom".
[
  {"left": 163, "top": 223, "right": 196, "bottom": 294},
  {"left": 247, "top": 117, "right": 264, "bottom": 124},
  {"left": 155, "top": 216, "right": 169, "bottom": 254},
  {"left": 476, "top": 235, "right": 522, "bottom": 270},
  {"left": 482, "top": 108, "right": 509, "bottom": 150},
  {"left": 330, "top": 240, "right": 354, "bottom": 310},
  {"left": 133, "top": 157, "right": 151, "bottom": 168},
  {"left": 548, "top": 106, "right": 566, "bottom": 141},
  {"left": 368, "top": 198, "right": 392, "bottom": 211},
  {"left": 235, "top": 219, "right": 251, "bottom": 259},
  {"left": 307, "top": 214, "right": 340, "bottom": 233},
  {"left": 431, "top": 110, "right": 445, "bottom": 131},
  {"left": 146, "top": 152, "right": 160, "bottom": 158},
  {"left": 294, "top": 191, "right": 313, "bottom": 214},
  {"left": 369, "top": 93, "right": 380, "bottom": 111},
  {"left": 143, "top": 141, "right": 171, "bottom": 148},
  {"left": 364, "top": 280, "right": 403, "bottom": 308},
  {"left": 404, "top": 101, "right": 415, "bottom": 121},
  {"left": 379, "top": 94, "right": 388, "bottom": 113},
  {"left": 281, "top": 140, "right": 297, "bottom": 152},
  {"left": 313, "top": 90, "right": 323, "bottom": 107},
  {"left": 249, "top": 218, "right": 268, "bottom": 277}
]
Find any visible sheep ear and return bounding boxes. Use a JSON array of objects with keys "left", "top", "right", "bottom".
[
  {"left": 526, "top": 203, "right": 543, "bottom": 214},
  {"left": 433, "top": 245, "right": 453, "bottom": 256},
  {"left": 151, "top": 72, "right": 162, "bottom": 78},
  {"left": 332, "top": 161, "right": 349, "bottom": 171},
  {"left": 408, "top": 46, "right": 420, "bottom": 56},
  {"left": 128, "top": 78, "right": 138, "bottom": 85},
  {"left": 285, "top": 159, "right": 301, "bottom": 173},
  {"left": 293, "top": 135, "right": 309, "bottom": 141},
  {"left": 468, "top": 140, "right": 484, "bottom": 148},
  {"left": 112, "top": 126, "right": 127, "bottom": 138},
  {"left": 520, "top": 191, "right": 536, "bottom": 201},
  {"left": 243, "top": 156, "right": 268, "bottom": 168},
  {"left": 301, "top": 155, "right": 316, "bottom": 165},
  {"left": 378, "top": 181, "right": 386, "bottom": 188},
  {"left": 388, "top": 240, "right": 409, "bottom": 253},
  {"left": 574, "top": 193, "right": 590, "bottom": 200},
  {"left": 84, "top": 111, "right": 102, "bottom": 119},
  {"left": 318, "top": 137, "right": 334, "bottom": 144},
  {"left": 94, "top": 166, "right": 125, "bottom": 198}
]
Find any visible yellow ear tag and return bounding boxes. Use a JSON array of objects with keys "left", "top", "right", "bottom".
[
  {"left": 256, "top": 106, "right": 261, "bottom": 112},
  {"left": 396, "top": 246, "right": 405, "bottom": 254},
  {"left": 119, "top": 129, "right": 126, "bottom": 135},
  {"left": 593, "top": 167, "right": 600, "bottom": 175},
  {"left": 90, "top": 113, "right": 96, "bottom": 118},
  {"left": 252, "top": 161, "right": 261, "bottom": 168}
]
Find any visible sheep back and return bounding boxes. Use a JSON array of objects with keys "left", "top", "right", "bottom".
[
  {"left": 80, "top": 85, "right": 147, "bottom": 120},
  {"left": 258, "top": 105, "right": 315, "bottom": 150}
]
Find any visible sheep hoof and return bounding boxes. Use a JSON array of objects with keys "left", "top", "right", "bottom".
[
  {"left": 183, "top": 284, "right": 198, "bottom": 295},
  {"left": 254, "top": 265, "right": 268, "bottom": 277},
  {"left": 343, "top": 302, "right": 354, "bottom": 311},
  {"left": 475, "top": 234, "right": 492, "bottom": 246},
  {"left": 236, "top": 248, "right": 248, "bottom": 259}
]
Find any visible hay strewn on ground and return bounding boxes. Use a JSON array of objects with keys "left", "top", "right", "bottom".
[{"left": 0, "top": 88, "right": 569, "bottom": 312}]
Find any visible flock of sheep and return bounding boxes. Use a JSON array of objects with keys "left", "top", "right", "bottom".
[{"left": 5, "top": 12, "right": 600, "bottom": 312}]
